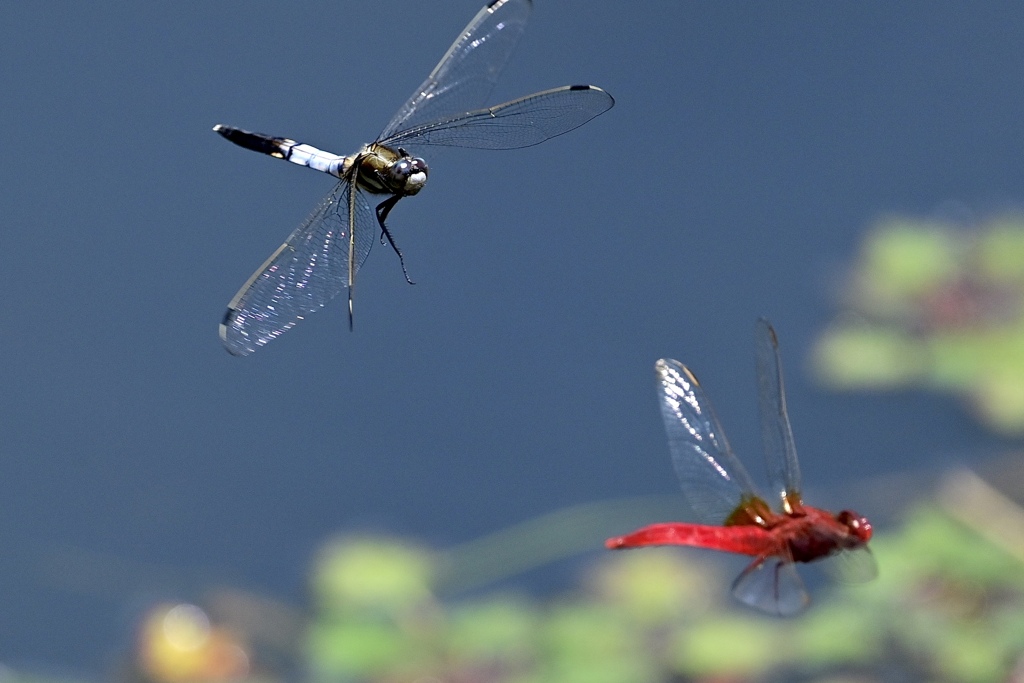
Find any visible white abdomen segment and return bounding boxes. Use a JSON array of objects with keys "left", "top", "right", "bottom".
[{"left": 213, "top": 124, "right": 351, "bottom": 178}]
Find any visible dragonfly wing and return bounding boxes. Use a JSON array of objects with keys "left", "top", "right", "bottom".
[
  {"left": 380, "top": 85, "right": 614, "bottom": 151},
  {"left": 820, "top": 544, "right": 878, "bottom": 584},
  {"left": 378, "top": 0, "right": 532, "bottom": 142},
  {"left": 219, "top": 179, "right": 376, "bottom": 356},
  {"left": 731, "top": 555, "right": 809, "bottom": 616},
  {"left": 755, "top": 318, "right": 803, "bottom": 511},
  {"left": 656, "top": 358, "right": 761, "bottom": 525}
]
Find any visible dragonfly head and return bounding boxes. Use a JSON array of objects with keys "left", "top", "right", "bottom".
[
  {"left": 836, "top": 509, "right": 873, "bottom": 543},
  {"left": 386, "top": 156, "right": 429, "bottom": 196}
]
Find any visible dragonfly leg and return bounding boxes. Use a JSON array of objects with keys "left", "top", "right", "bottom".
[{"left": 375, "top": 196, "right": 415, "bottom": 285}]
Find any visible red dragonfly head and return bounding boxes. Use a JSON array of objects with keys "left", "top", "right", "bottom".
[{"left": 836, "top": 509, "right": 873, "bottom": 544}]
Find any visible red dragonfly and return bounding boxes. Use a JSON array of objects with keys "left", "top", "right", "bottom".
[{"left": 606, "top": 319, "right": 875, "bottom": 615}]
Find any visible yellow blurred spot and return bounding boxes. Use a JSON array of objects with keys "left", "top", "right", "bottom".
[
  {"left": 162, "top": 603, "right": 210, "bottom": 651},
  {"left": 139, "top": 602, "right": 250, "bottom": 682}
]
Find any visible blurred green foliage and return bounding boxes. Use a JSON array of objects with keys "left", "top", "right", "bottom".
[
  {"left": 298, "top": 477, "right": 1024, "bottom": 683},
  {"left": 812, "top": 213, "right": 1024, "bottom": 434},
  {"left": 9, "top": 475, "right": 1024, "bottom": 683}
]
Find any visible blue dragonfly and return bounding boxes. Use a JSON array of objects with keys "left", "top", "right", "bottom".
[{"left": 215, "top": 0, "right": 614, "bottom": 355}]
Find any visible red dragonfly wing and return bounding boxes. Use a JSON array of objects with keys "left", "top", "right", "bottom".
[
  {"left": 821, "top": 544, "right": 878, "bottom": 584},
  {"left": 731, "top": 554, "right": 809, "bottom": 616},
  {"left": 656, "top": 358, "right": 761, "bottom": 525},
  {"left": 755, "top": 318, "right": 803, "bottom": 514}
]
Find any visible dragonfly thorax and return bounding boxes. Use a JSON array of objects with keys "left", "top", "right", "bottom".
[{"left": 357, "top": 144, "right": 429, "bottom": 197}]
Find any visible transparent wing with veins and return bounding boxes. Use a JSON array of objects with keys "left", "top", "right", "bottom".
[
  {"left": 821, "top": 544, "right": 879, "bottom": 584},
  {"left": 378, "top": 0, "right": 532, "bottom": 142},
  {"left": 731, "top": 555, "right": 809, "bottom": 616},
  {"left": 219, "top": 179, "right": 376, "bottom": 356},
  {"left": 656, "top": 358, "right": 762, "bottom": 526},
  {"left": 755, "top": 318, "right": 804, "bottom": 512},
  {"left": 380, "top": 85, "right": 614, "bottom": 151}
]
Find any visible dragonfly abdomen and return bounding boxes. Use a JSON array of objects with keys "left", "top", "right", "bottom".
[
  {"left": 606, "top": 522, "right": 779, "bottom": 557},
  {"left": 213, "top": 124, "right": 349, "bottom": 178}
]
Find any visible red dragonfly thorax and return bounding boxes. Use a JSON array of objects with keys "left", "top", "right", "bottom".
[
  {"left": 773, "top": 506, "right": 872, "bottom": 564},
  {"left": 724, "top": 494, "right": 786, "bottom": 527}
]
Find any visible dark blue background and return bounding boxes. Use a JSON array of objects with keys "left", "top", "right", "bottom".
[{"left": 2, "top": 1, "right": 1022, "bottom": 673}]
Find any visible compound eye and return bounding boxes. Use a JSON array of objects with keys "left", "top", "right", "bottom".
[
  {"left": 837, "top": 510, "right": 873, "bottom": 541},
  {"left": 389, "top": 159, "right": 412, "bottom": 180},
  {"left": 388, "top": 157, "right": 428, "bottom": 194}
]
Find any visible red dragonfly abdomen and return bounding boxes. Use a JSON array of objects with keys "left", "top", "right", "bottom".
[{"left": 605, "top": 522, "right": 782, "bottom": 557}]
